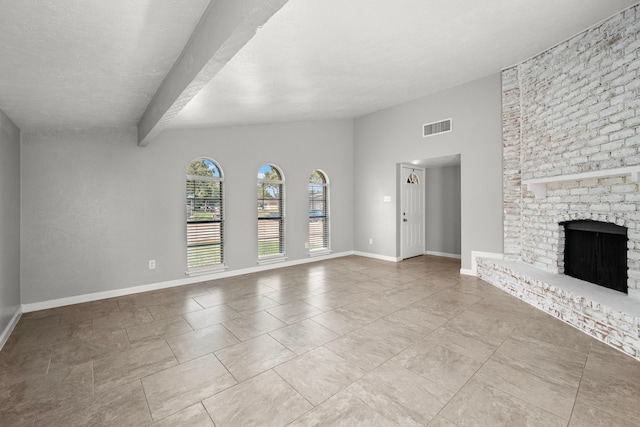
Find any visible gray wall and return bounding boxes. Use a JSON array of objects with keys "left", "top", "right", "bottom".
[
  {"left": 20, "top": 120, "right": 354, "bottom": 304},
  {"left": 0, "top": 109, "right": 21, "bottom": 334},
  {"left": 425, "top": 165, "right": 461, "bottom": 256},
  {"left": 354, "top": 74, "right": 503, "bottom": 270}
]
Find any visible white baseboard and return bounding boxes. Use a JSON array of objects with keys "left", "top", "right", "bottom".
[
  {"left": 353, "top": 251, "right": 401, "bottom": 262},
  {"left": 460, "top": 268, "right": 475, "bottom": 276},
  {"left": 425, "top": 251, "right": 461, "bottom": 259},
  {"left": 22, "top": 251, "right": 355, "bottom": 313},
  {"left": 0, "top": 307, "right": 22, "bottom": 351},
  {"left": 467, "top": 251, "right": 504, "bottom": 276}
]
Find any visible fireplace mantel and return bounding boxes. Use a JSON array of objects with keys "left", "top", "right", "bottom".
[{"left": 523, "top": 166, "right": 640, "bottom": 199}]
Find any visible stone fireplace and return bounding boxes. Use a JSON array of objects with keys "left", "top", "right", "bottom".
[{"left": 479, "top": 4, "right": 640, "bottom": 360}]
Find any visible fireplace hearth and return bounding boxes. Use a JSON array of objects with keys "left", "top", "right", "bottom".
[{"left": 562, "top": 220, "right": 628, "bottom": 294}]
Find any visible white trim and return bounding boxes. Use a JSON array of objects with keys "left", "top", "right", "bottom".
[
  {"left": 309, "top": 249, "right": 332, "bottom": 257},
  {"left": 353, "top": 251, "right": 401, "bottom": 262},
  {"left": 186, "top": 264, "right": 228, "bottom": 277},
  {"left": 0, "top": 307, "right": 22, "bottom": 351},
  {"left": 257, "top": 255, "right": 288, "bottom": 266},
  {"left": 465, "top": 251, "right": 504, "bottom": 276},
  {"left": 22, "top": 251, "right": 355, "bottom": 313},
  {"left": 425, "top": 250, "right": 461, "bottom": 259}
]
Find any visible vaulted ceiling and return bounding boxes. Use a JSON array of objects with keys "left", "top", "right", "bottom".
[{"left": 0, "top": 0, "right": 637, "bottom": 144}]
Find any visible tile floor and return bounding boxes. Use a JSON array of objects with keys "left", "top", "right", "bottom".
[{"left": 1, "top": 255, "right": 640, "bottom": 426}]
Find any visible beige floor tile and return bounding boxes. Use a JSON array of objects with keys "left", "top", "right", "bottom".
[
  {"left": 126, "top": 316, "right": 194, "bottom": 346},
  {"left": 200, "top": 284, "right": 275, "bottom": 306},
  {"left": 275, "top": 346, "right": 368, "bottom": 405},
  {"left": 0, "top": 360, "right": 94, "bottom": 421},
  {"left": 343, "top": 297, "right": 399, "bottom": 320},
  {"left": 325, "top": 326, "right": 413, "bottom": 371},
  {"left": 269, "top": 318, "right": 339, "bottom": 354},
  {"left": 226, "top": 295, "right": 281, "bottom": 315},
  {"left": 305, "top": 289, "right": 373, "bottom": 311},
  {"left": 311, "top": 307, "right": 375, "bottom": 335},
  {"left": 93, "top": 340, "right": 178, "bottom": 393},
  {"left": 410, "top": 288, "right": 482, "bottom": 319},
  {"left": 382, "top": 306, "right": 448, "bottom": 336},
  {"left": 91, "top": 307, "right": 155, "bottom": 334},
  {"left": 577, "top": 350, "right": 640, "bottom": 420},
  {"left": 443, "top": 309, "right": 515, "bottom": 347},
  {"left": 440, "top": 379, "right": 567, "bottom": 426},
  {"left": 117, "top": 291, "right": 172, "bottom": 310},
  {"left": 203, "top": 369, "right": 312, "bottom": 426},
  {"left": 152, "top": 403, "right": 214, "bottom": 426},
  {"left": 468, "top": 293, "right": 549, "bottom": 325},
  {"left": 421, "top": 326, "right": 498, "bottom": 362},
  {"left": 0, "top": 347, "right": 51, "bottom": 388},
  {"left": 348, "top": 361, "right": 454, "bottom": 426},
  {"left": 264, "top": 288, "right": 313, "bottom": 304},
  {"left": 147, "top": 298, "right": 204, "bottom": 320},
  {"left": 215, "top": 334, "right": 296, "bottom": 382},
  {"left": 511, "top": 315, "right": 592, "bottom": 354},
  {"left": 492, "top": 336, "right": 586, "bottom": 387},
  {"left": 378, "top": 284, "right": 441, "bottom": 309},
  {"left": 288, "top": 389, "right": 398, "bottom": 426},
  {"left": 0, "top": 410, "right": 36, "bottom": 427},
  {"left": 34, "top": 380, "right": 151, "bottom": 426},
  {"left": 57, "top": 299, "right": 121, "bottom": 323},
  {"left": 358, "top": 317, "right": 427, "bottom": 343},
  {"left": 350, "top": 279, "right": 400, "bottom": 294},
  {"left": 392, "top": 340, "right": 483, "bottom": 393},
  {"left": 182, "top": 304, "right": 241, "bottom": 330},
  {"left": 427, "top": 416, "right": 458, "bottom": 427},
  {"left": 266, "top": 301, "right": 324, "bottom": 324},
  {"left": 165, "top": 324, "right": 239, "bottom": 362},
  {"left": 142, "top": 353, "right": 237, "bottom": 420},
  {"left": 9, "top": 317, "right": 92, "bottom": 355},
  {"left": 474, "top": 358, "right": 578, "bottom": 419},
  {"left": 222, "top": 311, "right": 286, "bottom": 341},
  {"left": 192, "top": 292, "right": 227, "bottom": 309},
  {"left": 50, "top": 328, "right": 131, "bottom": 366},
  {"left": 162, "top": 284, "right": 211, "bottom": 299},
  {"left": 569, "top": 400, "right": 639, "bottom": 427}
]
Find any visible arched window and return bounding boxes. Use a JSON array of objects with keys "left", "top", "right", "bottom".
[
  {"left": 186, "top": 158, "right": 224, "bottom": 272},
  {"left": 257, "top": 164, "right": 285, "bottom": 260},
  {"left": 309, "top": 170, "right": 330, "bottom": 253}
]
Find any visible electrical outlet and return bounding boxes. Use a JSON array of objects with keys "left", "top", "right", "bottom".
[
  {"left": 148, "top": 260, "right": 156, "bottom": 270},
  {"left": 369, "top": 238, "right": 373, "bottom": 245},
  {"left": 305, "top": 242, "right": 309, "bottom": 249}
]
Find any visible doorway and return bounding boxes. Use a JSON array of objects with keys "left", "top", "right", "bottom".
[{"left": 400, "top": 165, "right": 425, "bottom": 259}]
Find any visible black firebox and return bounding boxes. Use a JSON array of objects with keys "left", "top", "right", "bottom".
[{"left": 563, "top": 220, "right": 628, "bottom": 294}]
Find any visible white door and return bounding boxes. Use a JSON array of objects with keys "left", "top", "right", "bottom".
[{"left": 401, "top": 166, "right": 425, "bottom": 259}]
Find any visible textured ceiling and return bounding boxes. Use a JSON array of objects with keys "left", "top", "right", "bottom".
[
  {"left": 169, "top": 0, "right": 639, "bottom": 129},
  {"left": 0, "top": 0, "right": 210, "bottom": 130},
  {"left": 0, "top": 0, "right": 637, "bottom": 133}
]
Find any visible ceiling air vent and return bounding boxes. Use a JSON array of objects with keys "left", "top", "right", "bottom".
[{"left": 423, "top": 118, "right": 452, "bottom": 137}]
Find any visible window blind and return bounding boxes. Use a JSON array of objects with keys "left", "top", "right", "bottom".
[
  {"left": 187, "top": 176, "right": 223, "bottom": 268},
  {"left": 309, "top": 176, "right": 329, "bottom": 251},
  {"left": 257, "top": 180, "right": 284, "bottom": 257}
]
